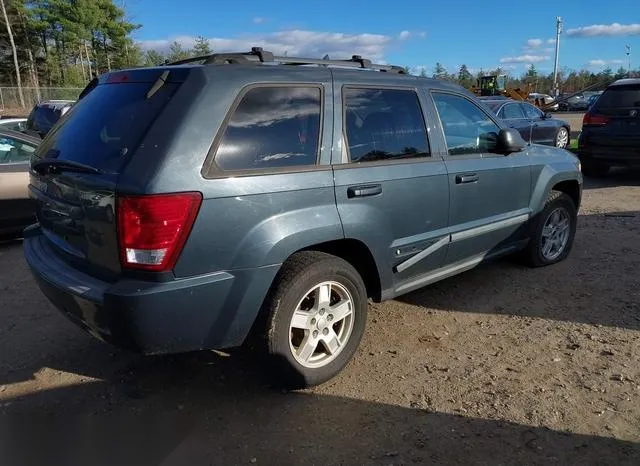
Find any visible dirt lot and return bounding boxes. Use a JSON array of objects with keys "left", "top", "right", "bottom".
[{"left": 1, "top": 171, "right": 639, "bottom": 466}]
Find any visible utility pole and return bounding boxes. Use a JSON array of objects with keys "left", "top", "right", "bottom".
[
  {"left": 626, "top": 44, "right": 631, "bottom": 76},
  {"left": 552, "top": 17, "right": 563, "bottom": 98}
]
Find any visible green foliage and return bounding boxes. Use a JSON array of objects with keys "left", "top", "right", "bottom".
[
  {"left": 192, "top": 35, "right": 211, "bottom": 56},
  {"left": 0, "top": 0, "right": 139, "bottom": 88},
  {"left": 458, "top": 64, "right": 473, "bottom": 88},
  {"left": 144, "top": 49, "right": 166, "bottom": 67}
]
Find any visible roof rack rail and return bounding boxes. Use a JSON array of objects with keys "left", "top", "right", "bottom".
[{"left": 164, "top": 47, "right": 407, "bottom": 74}]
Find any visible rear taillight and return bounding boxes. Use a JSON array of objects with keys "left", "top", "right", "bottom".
[
  {"left": 117, "top": 192, "right": 202, "bottom": 271},
  {"left": 583, "top": 113, "right": 610, "bottom": 126}
]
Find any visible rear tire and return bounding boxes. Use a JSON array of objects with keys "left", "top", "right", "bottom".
[
  {"left": 259, "top": 251, "right": 368, "bottom": 389},
  {"left": 521, "top": 191, "right": 577, "bottom": 268}
]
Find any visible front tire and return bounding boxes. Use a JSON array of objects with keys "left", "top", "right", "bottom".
[
  {"left": 260, "top": 251, "right": 368, "bottom": 389},
  {"left": 555, "top": 127, "right": 570, "bottom": 148},
  {"left": 521, "top": 191, "right": 577, "bottom": 268}
]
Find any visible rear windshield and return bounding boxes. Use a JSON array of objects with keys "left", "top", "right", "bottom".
[
  {"left": 33, "top": 81, "right": 179, "bottom": 173},
  {"left": 595, "top": 84, "right": 640, "bottom": 110},
  {"left": 27, "top": 106, "right": 62, "bottom": 135}
]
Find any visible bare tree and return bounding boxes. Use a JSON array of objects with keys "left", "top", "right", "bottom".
[{"left": 0, "top": 0, "right": 25, "bottom": 107}]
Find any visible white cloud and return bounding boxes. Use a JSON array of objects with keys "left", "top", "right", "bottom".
[
  {"left": 547, "top": 38, "right": 556, "bottom": 44},
  {"left": 527, "top": 38, "right": 543, "bottom": 48},
  {"left": 588, "top": 59, "right": 626, "bottom": 67},
  {"left": 139, "top": 29, "right": 396, "bottom": 61},
  {"left": 567, "top": 23, "right": 640, "bottom": 38},
  {"left": 500, "top": 54, "right": 550, "bottom": 64},
  {"left": 398, "top": 30, "right": 411, "bottom": 40},
  {"left": 418, "top": 31, "right": 427, "bottom": 38},
  {"left": 253, "top": 17, "right": 266, "bottom": 24}
]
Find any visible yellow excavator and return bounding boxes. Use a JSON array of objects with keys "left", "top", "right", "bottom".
[{"left": 471, "top": 74, "right": 536, "bottom": 103}]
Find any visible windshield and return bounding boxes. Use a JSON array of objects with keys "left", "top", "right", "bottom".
[{"left": 33, "top": 81, "right": 179, "bottom": 173}]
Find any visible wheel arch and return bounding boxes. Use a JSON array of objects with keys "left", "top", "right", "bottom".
[{"left": 299, "top": 238, "right": 383, "bottom": 303}]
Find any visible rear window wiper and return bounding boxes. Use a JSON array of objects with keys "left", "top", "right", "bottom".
[{"left": 31, "top": 159, "right": 102, "bottom": 175}]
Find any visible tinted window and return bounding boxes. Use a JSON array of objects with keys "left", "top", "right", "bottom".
[
  {"left": 432, "top": 93, "right": 500, "bottom": 156},
  {"left": 595, "top": 84, "right": 640, "bottom": 109},
  {"left": 0, "top": 135, "right": 37, "bottom": 164},
  {"left": 26, "top": 106, "right": 62, "bottom": 136},
  {"left": 343, "top": 88, "right": 429, "bottom": 162},
  {"left": 32, "top": 83, "right": 179, "bottom": 173},
  {"left": 215, "top": 86, "right": 321, "bottom": 171},
  {"left": 501, "top": 104, "right": 525, "bottom": 119},
  {"left": 522, "top": 103, "right": 543, "bottom": 119}
]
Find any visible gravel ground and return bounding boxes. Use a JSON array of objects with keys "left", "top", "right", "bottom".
[{"left": 1, "top": 170, "right": 639, "bottom": 466}]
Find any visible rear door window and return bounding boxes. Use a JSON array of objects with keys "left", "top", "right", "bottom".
[
  {"left": 343, "top": 88, "right": 430, "bottom": 162},
  {"left": 521, "top": 103, "right": 544, "bottom": 119},
  {"left": 32, "top": 82, "right": 180, "bottom": 173},
  {"left": 501, "top": 104, "right": 525, "bottom": 119},
  {"left": 213, "top": 86, "right": 322, "bottom": 171}
]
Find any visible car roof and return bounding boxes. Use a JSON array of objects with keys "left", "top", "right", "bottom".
[
  {"left": 609, "top": 78, "right": 640, "bottom": 87},
  {"left": 0, "top": 128, "right": 41, "bottom": 145},
  {"left": 152, "top": 48, "right": 474, "bottom": 95}
]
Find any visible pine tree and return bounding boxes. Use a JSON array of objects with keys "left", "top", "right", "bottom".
[{"left": 192, "top": 35, "right": 211, "bottom": 56}]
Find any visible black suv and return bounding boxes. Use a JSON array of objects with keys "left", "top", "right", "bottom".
[
  {"left": 578, "top": 78, "right": 640, "bottom": 175},
  {"left": 23, "top": 48, "right": 582, "bottom": 388},
  {"left": 24, "top": 100, "right": 75, "bottom": 139}
]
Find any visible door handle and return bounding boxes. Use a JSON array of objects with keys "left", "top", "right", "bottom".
[
  {"left": 347, "top": 184, "right": 382, "bottom": 198},
  {"left": 455, "top": 174, "right": 479, "bottom": 184}
]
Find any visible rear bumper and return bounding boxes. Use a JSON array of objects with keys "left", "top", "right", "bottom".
[
  {"left": 577, "top": 137, "right": 640, "bottom": 167},
  {"left": 23, "top": 226, "right": 279, "bottom": 354}
]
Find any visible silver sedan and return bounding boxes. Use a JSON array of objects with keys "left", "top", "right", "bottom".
[{"left": 0, "top": 129, "right": 40, "bottom": 238}]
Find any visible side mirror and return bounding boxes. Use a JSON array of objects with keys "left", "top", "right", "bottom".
[
  {"left": 497, "top": 128, "right": 525, "bottom": 154},
  {"left": 543, "top": 112, "right": 552, "bottom": 119}
]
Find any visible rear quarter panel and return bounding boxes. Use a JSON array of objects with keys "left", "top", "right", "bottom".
[{"left": 122, "top": 66, "right": 343, "bottom": 277}]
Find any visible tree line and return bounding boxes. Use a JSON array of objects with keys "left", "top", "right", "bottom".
[
  {"left": 415, "top": 62, "right": 638, "bottom": 94},
  {"left": 1, "top": 0, "right": 637, "bottom": 108}
]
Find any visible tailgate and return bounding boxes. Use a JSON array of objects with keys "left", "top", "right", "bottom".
[{"left": 29, "top": 69, "right": 186, "bottom": 278}]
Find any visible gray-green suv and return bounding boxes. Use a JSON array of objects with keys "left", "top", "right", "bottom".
[{"left": 23, "top": 48, "right": 582, "bottom": 389}]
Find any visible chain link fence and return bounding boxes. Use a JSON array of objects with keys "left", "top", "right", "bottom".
[{"left": 0, "top": 87, "right": 83, "bottom": 116}]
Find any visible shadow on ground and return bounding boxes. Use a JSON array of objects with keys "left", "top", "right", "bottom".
[{"left": 0, "top": 347, "right": 638, "bottom": 466}]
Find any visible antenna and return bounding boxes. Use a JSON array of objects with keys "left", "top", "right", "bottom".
[{"left": 626, "top": 44, "right": 631, "bottom": 76}]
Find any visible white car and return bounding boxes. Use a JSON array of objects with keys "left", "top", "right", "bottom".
[
  {"left": 528, "top": 93, "right": 559, "bottom": 112},
  {"left": 0, "top": 118, "right": 27, "bottom": 132}
]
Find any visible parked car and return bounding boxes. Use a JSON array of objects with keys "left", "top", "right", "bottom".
[
  {"left": 24, "top": 100, "right": 75, "bottom": 139},
  {"left": 23, "top": 48, "right": 582, "bottom": 389},
  {"left": 528, "top": 92, "right": 559, "bottom": 112},
  {"left": 578, "top": 78, "right": 640, "bottom": 176},
  {"left": 482, "top": 99, "right": 571, "bottom": 148},
  {"left": 0, "top": 118, "right": 27, "bottom": 132},
  {"left": 586, "top": 91, "right": 603, "bottom": 109},
  {"left": 557, "top": 92, "right": 589, "bottom": 111},
  {"left": 0, "top": 129, "right": 40, "bottom": 238}
]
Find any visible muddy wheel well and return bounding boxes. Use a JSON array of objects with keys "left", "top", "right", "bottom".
[
  {"left": 301, "top": 239, "right": 382, "bottom": 302},
  {"left": 552, "top": 180, "right": 581, "bottom": 209}
]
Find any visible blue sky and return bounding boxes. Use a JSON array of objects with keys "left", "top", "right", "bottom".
[{"left": 127, "top": 0, "right": 639, "bottom": 76}]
